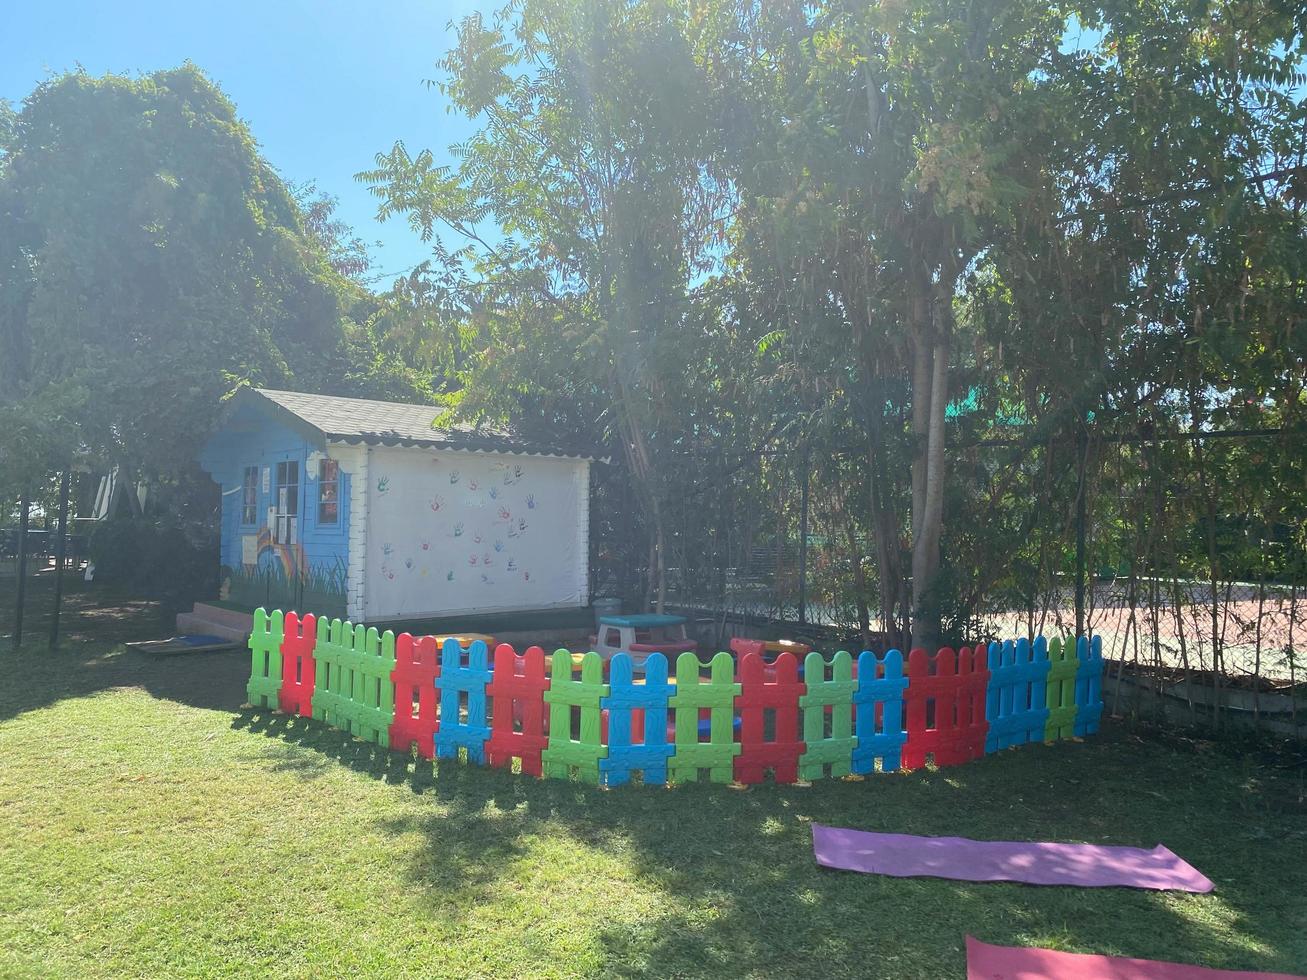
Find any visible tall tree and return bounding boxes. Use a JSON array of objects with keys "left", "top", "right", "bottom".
[
  {"left": 0, "top": 65, "right": 350, "bottom": 488},
  {"left": 362, "top": 0, "right": 731, "bottom": 609}
]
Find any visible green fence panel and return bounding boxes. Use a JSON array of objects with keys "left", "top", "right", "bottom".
[
  {"left": 541, "top": 650, "right": 608, "bottom": 783},
  {"left": 798, "top": 650, "right": 857, "bottom": 779},
  {"left": 311, "top": 617, "right": 354, "bottom": 730},
  {"left": 246, "top": 607, "right": 284, "bottom": 709},
  {"left": 669, "top": 652, "right": 742, "bottom": 784},
  {"left": 1045, "top": 637, "right": 1078, "bottom": 741},
  {"left": 339, "top": 627, "right": 396, "bottom": 748}
]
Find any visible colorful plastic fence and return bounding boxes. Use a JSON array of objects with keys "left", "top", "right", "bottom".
[{"left": 246, "top": 609, "right": 1106, "bottom": 787}]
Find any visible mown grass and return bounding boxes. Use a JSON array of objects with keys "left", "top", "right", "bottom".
[{"left": 1, "top": 639, "right": 1305, "bottom": 978}]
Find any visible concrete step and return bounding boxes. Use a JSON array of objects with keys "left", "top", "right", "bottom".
[
  {"left": 176, "top": 603, "right": 254, "bottom": 643},
  {"left": 190, "top": 603, "right": 256, "bottom": 631}
]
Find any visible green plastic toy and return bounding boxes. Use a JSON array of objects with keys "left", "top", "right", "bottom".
[
  {"left": 669, "top": 652, "right": 741, "bottom": 784},
  {"left": 1044, "top": 637, "right": 1078, "bottom": 741},
  {"left": 246, "top": 608, "right": 284, "bottom": 709},
  {"left": 798, "top": 650, "right": 857, "bottom": 780},
  {"left": 541, "top": 650, "right": 608, "bottom": 783}
]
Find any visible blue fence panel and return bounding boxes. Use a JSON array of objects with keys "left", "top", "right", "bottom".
[
  {"left": 985, "top": 637, "right": 1051, "bottom": 752},
  {"left": 851, "top": 649, "right": 909, "bottom": 774},
  {"left": 1074, "top": 635, "right": 1105, "bottom": 736},
  {"left": 434, "top": 638, "right": 492, "bottom": 764},
  {"left": 600, "top": 652, "right": 674, "bottom": 787}
]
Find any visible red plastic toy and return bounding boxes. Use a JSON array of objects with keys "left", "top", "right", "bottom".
[
  {"left": 278, "top": 611, "right": 317, "bottom": 716},
  {"left": 389, "top": 633, "right": 442, "bottom": 758},
  {"left": 734, "top": 651, "right": 806, "bottom": 784},
  {"left": 486, "top": 644, "right": 551, "bottom": 777}
]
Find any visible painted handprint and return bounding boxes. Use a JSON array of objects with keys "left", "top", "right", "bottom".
[
  {"left": 498, "top": 506, "right": 511, "bottom": 521},
  {"left": 452, "top": 522, "right": 464, "bottom": 537},
  {"left": 469, "top": 479, "right": 479, "bottom": 491},
  {"left": 468, "top": 554, "right": 479, "bottom": 565},
  {"left": 488, "top": 486, "right": 499, "bottom": 500},
  {"left": 493, "top": 540, "right": 504, "bottom": 552},
  {"left": 377, "top": 476, "right": 390, "bottom": 494},
  {"left": 382, "top": 543, "right": 394, "bottom": 557},
  {"left": 449, "top": 470, "right": 460, "bottom": 485},
  {"left": 429, "top": 496, "right": 444, "bottom": 512},
  {"left": 526, "top": 494, "right": 536, "bottom": 510}
]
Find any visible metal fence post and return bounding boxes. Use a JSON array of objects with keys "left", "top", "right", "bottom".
[
  {"left": 13, "top": 488, "right": 30, "bottom": 649},
  {"left": 1075, "top": 428, "right": 1087, "bottom": 640},
  {"left": 49, "top": 470, "right": 71, "bottom": 648},
  {"left": 798, "top": 446, "right": 810, "bottom": 625}
]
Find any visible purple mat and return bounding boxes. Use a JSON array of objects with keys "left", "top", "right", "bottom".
[{"left": 812, "top": 824, "right": 1214, "bottom": 892}]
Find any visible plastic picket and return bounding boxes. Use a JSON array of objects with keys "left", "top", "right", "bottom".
[
  {"left": 311, "top": 617, "right": 351, "bottom": 729},
  {"left": 669, "top": 652, "right": 741, "bottom": 784},
  {"left": 601, "top": 652, "right": 674, "bottom": 787},
  {"left": 902, "top": 646, "right": 990, "bottom": 769},
  {"left": 434, "top": 638, "right": 492, "bottom": 764},
  {"left": 1045, "top": 637, "right": 1078, "bottom": 740},
  {"left": 1074, "top": 635, "right": 1105, "bottom": 736},
  {"left": 541, "top": 650, "right": 608, "bottom": 783},
  {"left": 734, "top": 651, "right": 805, "bottom": 784},
  {"left": 851, "top": 649, "right": 908, "bottom": 774},
  {"left": 486, "top": 643, "right": 550, "bottom": 776},
  {"left": 389, "top": 633, "right": 442, "bottom": 758},
  {"left": 277, "top": 610, "right": 317, "bottom": 716},
  {"left": 798, "top": 651, "right": 857, "bottom": 780},
  {"left": 984, "top": 637, "right": 1050, "bottom": 752},
  {"left": 246, "top": 607, "right": 284, "bottom": 709},
  {"left": 341, "top": 626, "right": 396, "bottom": 746}
]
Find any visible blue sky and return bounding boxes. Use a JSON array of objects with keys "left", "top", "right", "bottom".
[{"left": 3, "top": 0, "right": 493, "bottom": 285}]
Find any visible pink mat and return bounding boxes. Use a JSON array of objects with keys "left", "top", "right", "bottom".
[
  {"left": 812, "top": 825, "right": 1213, "bottom": 891},
  {"left": 966, "top": 937, "right": 1306, "bottom": 980}
]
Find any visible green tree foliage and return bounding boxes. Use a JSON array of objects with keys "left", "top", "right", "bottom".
[
  {"left": 362, "top": 1, "right": 737, "bottom": 609},
  {"left": 356, "top": 0, "right": 1305, "bottom": 642},
  {"left": 0, "top": 65, "right": 353, "bottom": 492}
]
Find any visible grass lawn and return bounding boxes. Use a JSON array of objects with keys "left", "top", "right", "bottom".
[{"left": 1, "top": 636, "right": 1305, "bottom": 978}]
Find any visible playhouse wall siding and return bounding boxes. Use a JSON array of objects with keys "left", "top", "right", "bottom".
[
  {"left": 199, "top": 410, "right": 353, "bottom": 616},
  {"left": 361, "top": 446, "right": 590, "bottom": 622},
  {"left": 333, "top": 441, "right": 369, "bottom": 622}
]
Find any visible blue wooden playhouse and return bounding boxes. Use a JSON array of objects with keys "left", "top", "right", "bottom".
[{"left": 198, "top": 388, "right": 597, "bottom": 622}]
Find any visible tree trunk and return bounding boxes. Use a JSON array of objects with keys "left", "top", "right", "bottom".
[{"left": 910, "top": 278, "right": 952, "bottom": 651}]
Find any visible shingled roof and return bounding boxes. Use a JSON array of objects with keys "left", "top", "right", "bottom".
[{"left": 237, "top": 388, "right": 600, "bottom": 460}]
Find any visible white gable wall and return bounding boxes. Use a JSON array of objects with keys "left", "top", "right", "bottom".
[
  {"left": 330, "top": 442, "right": 370, "bottom": 622},
  {"left": 362, "top": 445, "right": 590, "bottom": 621}
]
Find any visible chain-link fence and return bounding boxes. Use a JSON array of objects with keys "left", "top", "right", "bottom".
[{"left": 591, "top": 426, "right": 1306, "bottom": 735}]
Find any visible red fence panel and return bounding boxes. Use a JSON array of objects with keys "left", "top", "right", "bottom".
[
  {"left": 486, "top": 643, "right": 550, "bottom": 777},
  {"left": 734, "top": 651, "right": 805, "bottom": 784},
  {"left": 948, "top": 645, "right": 989, "bottom": 765},
  {"left": 388, "top": 633, "right": 442, "bottom": 758},
  {"left": 278, "top": 611, "right": 317, "bottom": 716},
  {"left": 902, "top": 646, "right": 990, "bottom": 769}
]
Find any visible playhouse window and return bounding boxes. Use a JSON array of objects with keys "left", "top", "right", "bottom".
[
  {"left": 318, "top": 458, "right": 340, "bottom": 525},
  {"left": 241, "top": 466, "right": 258, "bottom": 526},
  {"left": 273, "top": 460, "right": 299, "bottom": 544}
]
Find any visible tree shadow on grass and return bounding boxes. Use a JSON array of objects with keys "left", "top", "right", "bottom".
[
  {"left": 228, "top": 711, "right": 1307, "bottom": 977},
  {"left": 0, "top": 642, "right": 249, "bottom": 724}
]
